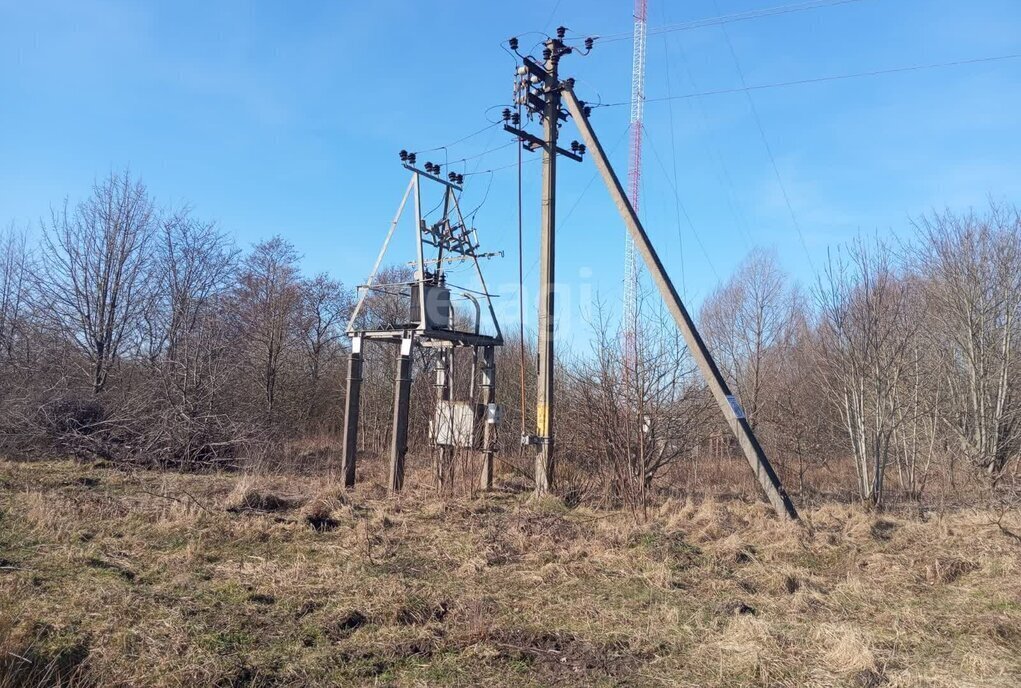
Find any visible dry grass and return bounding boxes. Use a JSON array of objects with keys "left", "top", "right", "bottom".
[{"left": 1, "top": 459, "right": 1020, "bottom": 686}]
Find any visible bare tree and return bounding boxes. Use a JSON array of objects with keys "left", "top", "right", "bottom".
[
  {"left": 701, "top": 248, "right": 803, "bottom": 431},
  {"left": 0, "top": 224, "right": 30, "bottom": 363},
  {"left": 298, "top": 273, "right": 351, "bottom": 430},
  {"left": 913, "top": 203, "right": 1021, "bottom": 482},
  {"left": 39, "top": 172, "right": 157, "bottom": 393},
  {"left": 233, "top": 236, "right": 303, "bottom": 422},
  {"left": 153, "top": 212, "right": 238, "bottom": 361},
  {"left": 565, "top": 294, "right": 708, "bottom": 516},
  {"left": 815, "top": 237, "right": 917, "bottom": 506},
  {"left": 144, "top": 211, "right": 242, "bottom": 467}
]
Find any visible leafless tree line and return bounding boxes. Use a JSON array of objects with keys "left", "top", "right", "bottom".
[
  {"left": 1, "top": 171, "right": 1019, "bottom": 510},
  {"left": 548, "top": 203, "right": 1021, "bottom": 511},
  {"left": 0, "top": 172, "right": 351, "bottom": 468},
  {"left": 692, "top": 203, "right": 1021, "bottom": 508}
]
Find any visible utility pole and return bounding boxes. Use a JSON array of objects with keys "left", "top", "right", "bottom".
[
  {"left": 535, "top": 37, "right": 561, "bottom": 496},
  {"left": 503, "top": 31, "right": 798, "bottom": 519},
  {"left": 505, "top": 29, "right": 584, "bottom": 496}
]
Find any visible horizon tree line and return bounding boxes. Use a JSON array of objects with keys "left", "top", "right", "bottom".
[{"left": 1, "top": 171, "right": 1018, "bottom": 510}]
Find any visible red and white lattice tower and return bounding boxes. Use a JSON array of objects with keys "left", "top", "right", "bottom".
[{"left": 623, "top": 0, "right": 647, "bottom": 370}]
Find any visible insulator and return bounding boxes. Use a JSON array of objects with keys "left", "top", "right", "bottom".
[
  {"left": 570, "top": 140, "right": 579, "bottom": 152},
  {"left": 511, "top": 112, "right": 520, "bottom": 125},
  {"left": 399, "top": 149, "right": 408, "bottom": 161},
  {"left": 516, "top": 65, "right": 527, "bottom": 76},
  {"left": 502, "top": 108, "right": 511, "bottom": 122},
  {"left": 408, "top": 153, "right": 416, "bottom": 164},
  {"left": 565, "top": 77, "right": 576, "bottom": 89},
  {"left": 578, "top": 144, "right": 586, "bottom": 155},
  {"left": 529, "top": 74, "right": 539, "bottom": 84},
  {"left": 556, "top": 26, "right": 567, "bottom": 39},
  {"left": 583, "top": 106, "right": 592, "bottom": 117},
  {"left": 584, "top": 37, "right": 594, "bottom": 50},
  {"left": 542, "top": 48, "right": 552, "bottom": 61},
  {"left": 456, "top": 174, "right": 464, "bottom": 185},
  {"left": 509, "top": 37, "right": 519, "bottom": 50},
  {"left": 448, "top": 172, "right": 457, "bottom": 182}
]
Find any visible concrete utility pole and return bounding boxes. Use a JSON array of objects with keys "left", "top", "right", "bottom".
[
  {"left": 389, "top": 336, "right": 414, "bottom": 493},
  {"left": 535, "top": 40, "right": 561, "bottom": 496},
  {"left": 505, "top": 30, "right": 584, "bottom": 496},
  {"left": 340, "top": 335, "right": 363, "bottom": 487},
  {"left": 562, "top": 87, "right": 798, "bottom": 520},
  {"left": 504, "top": 31, "right": 798, "bottom": 519}
]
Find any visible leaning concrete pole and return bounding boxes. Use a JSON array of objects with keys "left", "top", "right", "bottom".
[{"left": 562, "top": 87, "right": 799, "bottom": 520}]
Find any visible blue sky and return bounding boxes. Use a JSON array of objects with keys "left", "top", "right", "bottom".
[{"left": 2, "top": 0, "right": 1020, "bottom": 349}]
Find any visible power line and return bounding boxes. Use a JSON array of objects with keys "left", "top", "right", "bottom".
[
  {"left": 593, "top": 52, "right": 1021, "bottom": 108},
  {"left": 462, "top": 154, "right": 542, "bottom": 177},
  {"left": 715, "top": 12, "right": 814, "bottom": 267},
  {"left": 640, "top": 123, "right": 721, "bottom": 282},
  {"left": 517, "top": 122, "right": 628, "bottom": 303},
  {"left": 560, "top": 124, "right": 633, "bottom": 229},
  {"left": 661, "top": 25, "right": 688, "bottom": 292},
  {"left": 591, "top": 0, "right": 870, "bottom": 43},
  {"left": 666, "top": 28, "right": 754, "bottom": 250},
  {"left": 421, "top": 140, "right": 517, "bottom": 174},
  {"left": 542, "top": 0, "right": 563, "bottom": 33},
  {"left": 411, "top": 121, "right": 500, "bottom": 156}
]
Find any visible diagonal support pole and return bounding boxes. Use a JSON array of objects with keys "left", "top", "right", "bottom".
[
  {"left": 562, "top": 87, "right": 798, "bottom": 520},
  {"left": 347, "top": 177, "right": 415, "bottom": 333}
]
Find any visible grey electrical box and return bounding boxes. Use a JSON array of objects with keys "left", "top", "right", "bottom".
[
  {"left": 433, "top": 401, "right": 481, "bottom": 448},
  {"left": 409, "top": 283, "right": 451, "bottom": 330}
]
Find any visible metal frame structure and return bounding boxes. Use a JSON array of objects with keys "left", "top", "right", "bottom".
[
  {"left": 342, "top": 164, "right": 503, "bottom": 492},
  {"left": 623, "top": 0, "right": 648, "bottom": 369}
]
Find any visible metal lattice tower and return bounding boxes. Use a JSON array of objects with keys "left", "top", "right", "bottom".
[{"left": 623, "top": 0, "right": 647, "bottom": 364}]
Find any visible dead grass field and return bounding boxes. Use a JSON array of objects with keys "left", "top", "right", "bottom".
[{"left": 1, "top": 458, "right": 1020, "bottom": 687}]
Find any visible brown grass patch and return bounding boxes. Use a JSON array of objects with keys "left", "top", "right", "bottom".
[{"left": 1, "top": 458, "right": 1020, "bottom": 686}]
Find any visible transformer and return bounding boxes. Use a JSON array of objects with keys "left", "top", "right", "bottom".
[{"left": 409, "top": 283, "right": 451, "bottom": 330}]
